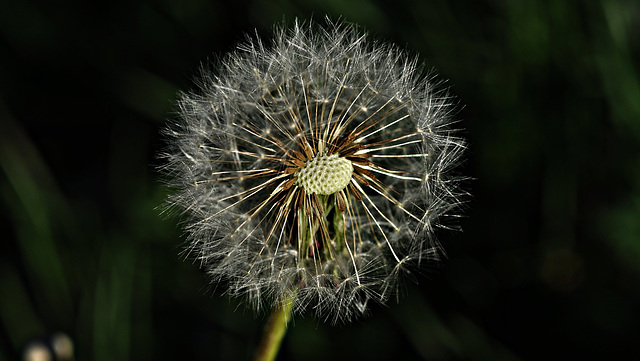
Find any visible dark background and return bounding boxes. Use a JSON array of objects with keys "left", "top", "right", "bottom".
[{"left": 1, "top": 0, "right": 639, "bottom": 360}]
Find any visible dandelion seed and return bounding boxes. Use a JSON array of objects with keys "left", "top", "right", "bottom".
[{"left": 161, "top": 19, "right": 466, "bottom": 324}]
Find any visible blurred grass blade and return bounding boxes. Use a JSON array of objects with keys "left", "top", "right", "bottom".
[{"left": 0, "top": 100, "right": 73, "bottom": 329}]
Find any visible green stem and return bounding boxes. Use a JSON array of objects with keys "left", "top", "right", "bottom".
[{"left": 253, "top": 294, "right": 295, "bottom": 361}]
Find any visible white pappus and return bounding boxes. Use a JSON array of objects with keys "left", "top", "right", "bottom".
[{"left": 161, "top": 19, "right": 466, "bottom": 323}]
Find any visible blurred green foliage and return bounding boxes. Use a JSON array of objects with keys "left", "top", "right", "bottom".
[{"left": 1, "top": 0, "right": 639, "bottom": 360}]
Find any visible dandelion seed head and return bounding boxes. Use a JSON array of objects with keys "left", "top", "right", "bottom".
[{"left": 161, "top": 18, "right": 466, "bottom": 323}]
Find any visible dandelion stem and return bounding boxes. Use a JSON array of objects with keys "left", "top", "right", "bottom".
[{"left": 253, "top": 293, "right": 295, "bottom": 361}]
